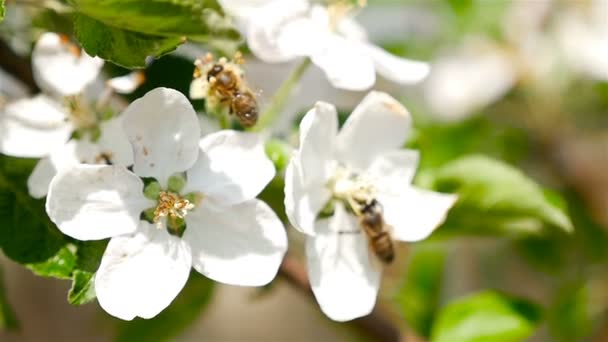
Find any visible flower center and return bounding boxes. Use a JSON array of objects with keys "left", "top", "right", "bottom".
[
  {"left": 65, "top": 95, "right": 97, "bottom": 130},
  {"left": 153, "top": 191, "right": 195, "bottom": 226},
  {"left": 327, "top": 166, "right": 377, "bottom": 215}
]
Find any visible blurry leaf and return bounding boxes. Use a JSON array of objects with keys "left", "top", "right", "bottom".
[
  {"left": 68, "top": 0, "right": 239, "bottom": 42},
  {"left": 396, "top": 243, "right": 446, "bottom": 338},
  {"left": 69, "top": 270, "right": 96, "bottom": 305},
  {"left": 0, "top": 265, "right": 18, "bottom": 331},
  {"left": 68, "top": 240, "right": 108, "bottom": 305},
  {"left": 0, "top": 0, "right": 4, "bottom": 22},
  {"left": 115, "top": 272, "right": 214, "bottom": 342},
  {"left": 74, "top": 14, "right": 184, "bottom": 68},
  {"left": 32, "top": 8, "right": 74, "bottom": 35},
  {"left": 0, "top": 156, "right": 68, "bottom": 265},
  {"left": 409, "top": 115, "right": 528, "bottom": 171},
  {"left": 548, "top": 283, "right": 593, "bottom": 342},
  {"left": 427, "top": 155, "right": 573, "bottom": 237},
  {"left": 27, "top": 244, "right": 77, "bottom": 279},
  {"left": 431, "top": 291, "right": 542, "bottom": 342}
]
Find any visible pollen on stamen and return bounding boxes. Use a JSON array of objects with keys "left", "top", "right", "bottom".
[{"left": 153, "top": 191, "right": 195, "bottom": 228}]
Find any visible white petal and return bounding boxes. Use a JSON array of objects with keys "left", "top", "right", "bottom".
[
  {"left": 98, "top": 116, "right": 134, "bottom": 167},
  {"left": 107, "top": 71, "right": 145, "bottom": 94},
  {"left": 184, "top": 199, "right": 287, "bottom": 286},
  {"left": 0, "top": 95, "right": 72, "bottom": 158},
  {"left": 297, "top": 101, "right": 338, "bottom": 185},
  {"left": 246, "top": 0, "right": 309, "bottom": 63},
  {"left": 378, "top": 187, "right": 457, "bottom": 242},
  {"left": 27, "top": 139, "right": 100, "bottom": 199},
  {"left": 284, "top": 155, "right": 331, "bottom": 235},
  {"left": 423, "top": 48, "right": 516, "bottom": 121},
  {"left": 32, "top": 32, "right": 104, "bottom": 96},
  {"left": 185, "top": 130, "right": 275, "bottom": 205},
  {"left": 276, "top": 15, "right": 327, "bottom": 58},
  {"left": 306, "top": 204, "right": 380, "bottom": 321},
  {"left": 122, "top": 88, "right": 201, "bottom": 186},
  {"left": 95, "top": 221, "right": 192, "bottom": 320},
  {"left": 311, "top": 36, "right": 376, "bottom": 91},
  {"left": 367, "top": 150, "right": 420, "bottom": 192},
  {"left": 46, "top": 165, "right": 154, "bottom": 241},
  {"left": 247, "top": 0, "right": 309, "bottom": 63},
  {"left": 336, "top": 91, "right": 411, "bottom": 170},
  {"left": 365, "top": 44, "right": 430, "bottom": 84}
]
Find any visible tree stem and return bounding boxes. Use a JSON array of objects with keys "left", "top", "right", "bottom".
[{"left": 253, "top": 58, "right": 311, "bottom": 132}]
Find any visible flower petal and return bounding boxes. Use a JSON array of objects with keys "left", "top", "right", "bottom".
[
  {"left": 423, "top": 48, "right": 516, "bottom": 121},
  {"left": 367, "top": 149, "right": 420, "bottom": 191},
  {"left": 311, "top": 35, "right": 376, "bottom": 91},
  {"left": 185, "top": 130, "right": 275, "bottom": 205},
  {"left": 298, "top": 101, "right": 338, "bottom": 184},
  {"left": 184, "top": 199, "right": 287, "bottom": 286},
  {"left": 32, "top": 32, "right": 104, "bottom": 96},
  {"left": 246, "top": 0, "right": 309, "bottom": 62},
  {"left": 284, "top": 155, "right": 331, "bottom": 235},
  {"left": 27, "top": 139, "right": 99, "bottom": 199},
  {"left": 365, "top": 44, "right": 430, "bottom": 84},
  {"left": 336, "top": 91, "right": 411, "bottom": 170},
  {"left": 106, "top": 71, "right": 145, "bottom": 94},
  {"left": 98, "top": 116, "right": 134, "bottom": 167},
  {"left": 378, "top": 187, "right": 457, "bottom": 242},
  {"left": 0, "top": 95, "right": 72, "bottom": 158},
  {"left": 306, "top": 203, "right": 380, "bottom": 321},
  {"left": 46, "top": 165, "right": 154, "bottom": 241},
  {"left": 95, "top": 221, "right": 192, "bottom": 320},
  {"left": 122, "top": 88, "right": 201, "bottom": 186}
]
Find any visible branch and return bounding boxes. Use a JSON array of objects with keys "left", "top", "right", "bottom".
[
  {"left": 279, "top": 256, "right": 403, "bottom": 342},
  {"left": 0, "top": 39, "right": 39, "bottom": 93}
]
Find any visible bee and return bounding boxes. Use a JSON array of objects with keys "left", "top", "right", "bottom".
[
  {"left": 195, "top": 53, "right": 259, "bottom": 128},
  {"left": 358, "top": 199, "right": 395, "bottom": 264}
]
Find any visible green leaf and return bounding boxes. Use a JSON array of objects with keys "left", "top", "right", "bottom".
[
  {"left": 0, "top": 0, "right": 5, "bottom": 22},
  {"left": 68, "top": 0, "right": 239, "bottom": 41},
  {"left": 0, "top": 156, "right": 69, "bottom": 265},
  {"left": 426, "top": 155, "right": 573, "bottom": 237},
  {"left": 548, "top": 283, "right": 593, "bottom": 342},
  {"left": 396, "top": 243, "right": 446, "bottom": 338},
  {"left": 74, "top": 14, "right": 184, "bottom": 68},
  {"left": 27, "top": 244, "right": 78, "bottom": 279},
  {"left": 69, "top": 270, "right": 97, "bottom": 305},
  {"left": 431, "top": 291, "right": 542, "bottom": 342},
  {"left": 115, "top": 272, "right": 214, "bottom": 342},
  {"left": 68, "top": 240, "right": 108, "bottom": 305}
]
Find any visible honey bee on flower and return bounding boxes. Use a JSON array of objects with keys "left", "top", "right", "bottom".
[{"left": 190, "top": 52, "right": 259, "bottom": 128}]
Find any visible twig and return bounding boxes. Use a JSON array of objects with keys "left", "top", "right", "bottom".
[
  {"left": 279, "top": 256, "right": 402, "bottom": 342},
  {"left": 0, "top": 39, "right": 38, "bottom": 93}
]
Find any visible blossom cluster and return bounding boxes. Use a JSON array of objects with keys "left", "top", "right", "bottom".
[{"left": 0, "top": 1, "right": 462, "bottom": 323}]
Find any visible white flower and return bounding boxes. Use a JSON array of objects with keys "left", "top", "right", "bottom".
[
  {"left": 423, "top": 39, "right": 517, "bottom": 121},
  {"left": 0, "top": 32, "right": 143, "bottom": 198},
  {"left": 241, "top": 0, "right": 429, "bottom": 91},
  {"left": 284, "top": 91, "right": 457, "bottom": 321},
  {"left": 46, "top": 87, "right": 288, "bottom": 320},
  {"left": 555, "top": 0, "right": 608, "bottom": 81}
]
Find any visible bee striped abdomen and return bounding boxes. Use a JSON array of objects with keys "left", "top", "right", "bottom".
[{"left": 371, "top": 233, "right": 395, "bottom": 264}]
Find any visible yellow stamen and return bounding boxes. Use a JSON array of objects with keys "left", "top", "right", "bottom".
[{"left": 153, "top": 191, "right": 195, "bottom": 227}]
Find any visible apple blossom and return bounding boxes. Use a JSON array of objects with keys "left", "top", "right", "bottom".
[
  {"left": 229, "top": 0, "right": 429, "bottom": 91},
  {"left": 0, "top": 32, "right": 143, "bottom": 198},
  {"left": 284, "top": 91, "right": 457, "bottom": 321},
  {"left": 46, "top": 87, "right": 288, "bottom": 320}
]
